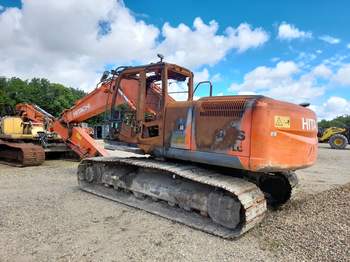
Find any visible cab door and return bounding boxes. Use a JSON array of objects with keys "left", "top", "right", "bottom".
[{"left": 136, "top": 69, "right": 165, "bottom": 153}]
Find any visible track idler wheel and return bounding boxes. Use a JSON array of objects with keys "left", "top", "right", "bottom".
[{"left": 258, "top": 171, "right": 298, "bottom": 207}]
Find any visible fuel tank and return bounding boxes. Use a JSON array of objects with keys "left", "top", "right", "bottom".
[{"left": 162, "top": 95, "right": 318, "bottom": 172}]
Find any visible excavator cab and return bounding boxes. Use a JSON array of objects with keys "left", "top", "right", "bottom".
[{"left": 110, "top": 63, "right": 194, "bottom": 152}]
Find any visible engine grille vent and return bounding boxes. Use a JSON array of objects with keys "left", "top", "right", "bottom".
[{"left": 200, "top": 100, "right": 247, "bottom": 118}]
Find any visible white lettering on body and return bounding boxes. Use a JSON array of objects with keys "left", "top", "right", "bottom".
[
  {"left": 302, "top": 117, "right": 317, "bottom": 131},
  {"left": 72, "top": 104, "right": 91, "bottom": 117}
]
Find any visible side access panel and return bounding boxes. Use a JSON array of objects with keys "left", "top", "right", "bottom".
[
  {"left": 193, "top": 97, "right": 254, "bottom": 157},
  {"left": 163, "top": 102, "right": 193, "bottom": 150},
  {"left": 163, "top": 97, "right": 259, "bottom": 170}
]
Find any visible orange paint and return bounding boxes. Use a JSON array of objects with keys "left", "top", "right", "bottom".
[{"left": 16, "top": 63, "right": 318, "bottom": 173}]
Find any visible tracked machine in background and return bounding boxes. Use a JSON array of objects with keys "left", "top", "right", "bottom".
[
  {"left": 46, "top": 58, "right": 317, "bottom": 238},
  {"left": 0, "top": 103, "right": 74, "bottom": 166},
  {"left": 0, "top": 104, "right": 57, "bottom": 166}
]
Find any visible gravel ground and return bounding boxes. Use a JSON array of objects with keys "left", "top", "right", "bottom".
[
  {"left": 297, "top": 143, "right": 350, "bottom": 194},
  {"left": 254, "top": 183, "right": 350, "bottom": 261},
  {"left": 0, "top": 161, "right": 275, "bottom": 262},
  {"left": 0, "top": 144, "right": 349, "bottom": 261}
]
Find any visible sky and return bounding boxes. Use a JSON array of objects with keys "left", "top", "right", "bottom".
[{"left": 0, "top": 0, "right": 349, "bottom": 119}]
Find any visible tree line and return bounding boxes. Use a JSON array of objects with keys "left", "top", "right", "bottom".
[
  {"left": 0, "top": 77, "right": 85, "bottom": 117},
  {"left": 318, "top": 115, "right": 350, "bottom": 129}
]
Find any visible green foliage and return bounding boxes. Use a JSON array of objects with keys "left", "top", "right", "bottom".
[
  {"left": 86, "top": 114, "right": 106, "bottom": 126},
  {"left": 0, "top": 77, "right": 86, "bottom": 117},
  {"left": 318, "top": 115, "right": 350, "bottom": 128}
]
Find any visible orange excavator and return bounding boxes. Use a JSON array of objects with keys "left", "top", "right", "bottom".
[
  {"left": 63, "top": 60, "right": 318, "bottom": 238},
  {"left": 0, "top": 59, "right": 318, "bottom": 237}
]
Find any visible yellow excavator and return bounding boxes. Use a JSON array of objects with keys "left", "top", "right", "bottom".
[
  {"left": 318, "top": 126, "right": 349, "bottom": 149},
  {"left": 0, "top": 103, "right": 70, "bottom": 166}
]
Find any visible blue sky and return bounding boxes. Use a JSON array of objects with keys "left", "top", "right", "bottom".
[
  {"left": 125, "top": 0, "right": 350, "bottom": 99},
  {"left": 0, "top": 0, "right": 349, "bottom": 119}
]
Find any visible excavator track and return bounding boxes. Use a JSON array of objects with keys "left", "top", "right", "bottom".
[
  {"left": 78, "top": 157, "right": 267, "bottom": 238},
  {"left": 0, "top": 140, "right": 45, "bottom": 167}
]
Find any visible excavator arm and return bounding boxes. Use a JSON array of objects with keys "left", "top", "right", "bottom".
[
  {"left": 16, "top": 103, "right": 55, "bottom": 123},
  {"left": 51, "top": 73, "right": 167, "bottom": 158},
  {"left": 10, "top": 72, "right": 166, "bottom": 159},
  {"left": 51, "top": 78, "right": 125, "bottom": 158}
]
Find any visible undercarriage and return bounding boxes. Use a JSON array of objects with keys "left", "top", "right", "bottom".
[
  {"left": 77, "top": 157, "right": 297, "bottom": 238},
  {"left": 0, "top": 140, "right": 45, "bottom": 167}
]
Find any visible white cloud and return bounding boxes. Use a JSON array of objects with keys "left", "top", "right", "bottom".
[
  {"left": 226, "top": 23, "right": 269, "bottom": 52},
  {"left": 229, "top": 61, "right": 325, "bottom": 103},
  {"left": 312, "top": 64, "right": 332, "bottom": 78},
  {"left": 170, "top": 67, "right": 213, "bottom": 101},
  {"left": 347, "top": 43, "right": 350, "bottom": 49},
  {"left": 0, "top": 0, "right": 159, "bottom": 89},
  {"left": 157, "top": 19, "right": 269, "bottom": 68},
  {"left": 230, "top": 61, "right": 299, "bottom": 91},
  {"left": 193, "top": 68, "right": 222, "bottom": 84},
  {"left": 277, "top": 22, "right": 312, "bottom": 40},
  {"left": 322, "top": 54, "right": 349, "bottom": 67},
  {"left": 315, "top": 96, "right": 350, "bottom": 120},
  {"left": 319, "top": 35, "right": 341, "bottom": 44},
  {"left": 193, "top": 68, "right": 223, "bottom": 98},
  {"left": 316, "top": 49, "right": 322, "bottom": 54},
  {"left": 228, "top": 61, "right": 350, "bottom": 119},
  {"left": 296, "top": 52, "right": 317, "bottom": 66},
  {"left": 333, "top": 64, "right": 350, "bottom": 85},
  {"left": 194, "top": 68, "right": 210, "bottom": 83},
  {"left": 0, "top": 1, "right": 269, "bottom": 91}
]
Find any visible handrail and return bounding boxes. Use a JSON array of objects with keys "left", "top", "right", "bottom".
[{"left": 194, "top": 81, "right": 213, "bottom": 97}]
